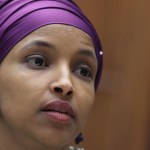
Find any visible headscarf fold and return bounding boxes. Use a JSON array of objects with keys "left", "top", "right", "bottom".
[{"left": 0, "top": 0, "right": 103, "bottom": 89}]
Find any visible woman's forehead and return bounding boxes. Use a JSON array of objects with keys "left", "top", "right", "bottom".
[
  {"left": 13, "top": 25, "right": 96, "bottom": 59},
  {"left": 31, "top": 24, "right": 94, "bottom": 45}
]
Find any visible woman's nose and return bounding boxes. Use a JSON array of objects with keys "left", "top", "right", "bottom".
[{"left": 49, "top": 77, "right": 74, "bottom": 98}]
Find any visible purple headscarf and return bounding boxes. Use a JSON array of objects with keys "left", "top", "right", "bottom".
[{"left": 0, "top": 0, "right": 103, "bottom": 89}]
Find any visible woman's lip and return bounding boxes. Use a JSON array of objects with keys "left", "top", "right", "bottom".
[{"left": 40, "top": 100, "right": 76, "bottom": 121}]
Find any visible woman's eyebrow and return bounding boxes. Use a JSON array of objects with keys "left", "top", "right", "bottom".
[
  {"left": 22, "top": 40, "right": 55, "bottom": 50},
  {"left": 77, "top": 49, "right": 96, "bottom": 60}
]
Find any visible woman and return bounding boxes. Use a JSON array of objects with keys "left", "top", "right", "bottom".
[{"left": 0, "top": 0, "right": 103, "bottom": 150}]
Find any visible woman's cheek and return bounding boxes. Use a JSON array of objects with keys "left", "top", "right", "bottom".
[{"left": 77, "top": 86, "right": 95, "bottom": 126}]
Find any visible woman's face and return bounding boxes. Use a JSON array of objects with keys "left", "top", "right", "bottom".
[{"left": 0, "top": 24, "right": 97, "bottom": 149}]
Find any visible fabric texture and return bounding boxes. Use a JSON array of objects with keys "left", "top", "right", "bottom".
[{"left": 0, "top": 0, "right": 103, "bottom": 89}]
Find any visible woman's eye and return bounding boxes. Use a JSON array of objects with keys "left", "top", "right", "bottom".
[
  {"left": 74, "top": 66, "right": 93, "bottom": 79},
  {"left": 26, "top": 55, "right": 48, "bottom": 68}
]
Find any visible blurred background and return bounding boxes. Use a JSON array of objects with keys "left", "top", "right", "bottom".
[{"left": 75, "top": 0, "right": 150, "bottom": 150}]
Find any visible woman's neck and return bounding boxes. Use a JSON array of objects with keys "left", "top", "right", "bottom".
[{"left": 0, "top": 122, "right": 69, "bottom": 150}]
